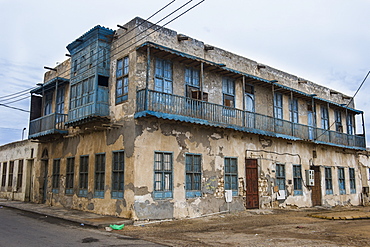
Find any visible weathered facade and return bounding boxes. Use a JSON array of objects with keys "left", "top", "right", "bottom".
[
  {"left": 0, "top": 140, "right": 38, "bottom": 202},
  {"left": 21, "top": 17, "right": 369, "bottom": 220}
]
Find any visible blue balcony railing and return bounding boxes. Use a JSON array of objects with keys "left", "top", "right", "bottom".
[
  {"left": 29, "top": 113, "right": 68, "bottom": 138},
  {"left": 136, "top": 89, "right": 365, "bottom": 149}
]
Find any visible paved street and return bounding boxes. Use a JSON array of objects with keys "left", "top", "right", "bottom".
[{"left": 0, "top": 207, "right": 163, "bottom": 247}]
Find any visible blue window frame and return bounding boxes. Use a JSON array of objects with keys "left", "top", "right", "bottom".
[
  {"left": 94, "top": 153, "right": 105, "bottom": 198},
  {"left": 185, "top": 154, "right": 202, "bottom": 198},
  {"left": 347, "top": 114, "right": 354, "bottom": 135},
  {"left": 289, "top": 98, "right": 299, "bottom": 123},
  {"left": 79, "top": 155, "right": 89, "bottom": 197},
  {"left": 222, "top": 77, "right": 235, "bottom": 116},
  {"left": 349, "top": 168, "right": 356, "bottom": 194},
  {"left": 276, "top": 164, "right": 285, "bottom": 190},
  {"left": 154, "top": 152, "right": 173, "bottom": 199},
  {"left": 116, "top": 56, "right": 129, "bottom": 104},
  {"left": 65, "top": 157, "right": 74, "bottom": 195},
  {"left": 44, "top": 92, "right": 53, "bottom": 116},
  {"left": 293, "top": 164, "right": 302, "bottom": 195},
  {"left": 52, "top": 159, "right": 60, "bottom": 193},
  {"left": 112, "top": 151, "right": 125, "bottom": 199},
  {"left": 338, "top": 167, "right": 346, "bottom": 195},
  {"left": 321, "top": 105, "right": 329, "bottom": 129},
  {"left": 155, "top": 58, "right": 172, "bottom": 94},
  {"left": 224, "top": 157, "right": 238, "bottom": 196},
  {"left": 274, "top": 93, "right": 283, "bottom": 120},
  {"left": 335, "top": 110, "right": 343, "bottom": 132},
  {"left": 325, "top": 167, "right": 333, "bottom": 195}
]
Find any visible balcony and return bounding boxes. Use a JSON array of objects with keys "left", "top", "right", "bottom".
[
  {"left": 135, "top": 90, "right": 366, "bottom": 150},
  {"left": 29, "top": 113, "right": 68, "bottom": 139}
]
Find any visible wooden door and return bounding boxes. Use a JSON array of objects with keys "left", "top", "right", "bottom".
[
  {"left": 311, "top": 166, "right": 322, "bottom": 206},
  {"left": 245, "top": 159, "right": 259, "bottom": 209}
]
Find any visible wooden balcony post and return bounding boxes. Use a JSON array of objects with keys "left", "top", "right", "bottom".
[{"left": 145, "top": 46, "right": 151, "bottom": 111}]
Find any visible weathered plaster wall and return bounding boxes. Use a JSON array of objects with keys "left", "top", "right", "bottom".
[{"left": 0, "top": 140, "right": 38, "bottom": 201}]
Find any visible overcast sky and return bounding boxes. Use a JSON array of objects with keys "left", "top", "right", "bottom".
[{"left": 1, "top": 0, "right": 370, "bottom": 146}]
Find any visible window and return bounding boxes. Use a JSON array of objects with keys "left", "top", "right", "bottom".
[
  {"left": 69, "top": 78, "right": 94, "bottom": 111},
  {"left": 224, "top": 157, "right": 238, "bottom": 196},
  {"left": 276, "top": 164, "right": 285, "bottom": 190},
  {"left": 347, "top": 114, "right": 354, "bottom": 135},
  {"left": 185, "top": 67, "right": 200, "bottom": 97},
  {"left": 56, "top": 87, "right": 65, "bottom": 123},
  {"left": 244, "top": 84, "right": 255, "bottom": 128},
  {"left": 274, "top": 93, "right": 283, "bottom": 119},
  {"left": 349, "top": 168, "right": 356, "bottom": 194},
  {"left": 52, "top": 159, "right": 60, "bottom": 193},
  {"left": 8, "top": 161, "right": 14, "bottom": 188},
  {"left": 293, "top": 165, "right": 302, "bottom": 195},
  {"left": 325, "top": 167, "right": 333, "bottom": 195},
  {"left": 116, "top": 56, "right": 129, "bottom": 104},
  {"left": 338, "top": 167, "right": 346, "bottom": 195},
  {"left": 154, "top": 58, "right": 172, "bottom": 93},
  {"left": 154, "top": 152, "right": 173, "bottom": 199},
  {"left": 321, "top": 106, "right": 329, "bottom": 129},
  {"left": 334, "top": 110, "right": 343, "bottom": 132},
  {"left": 1, "top": 162, "right": 7, "bottom": 187},
  {"left": 185, "top": 154, "right": 202, "bottom": 198},
  {"left": 289, "top": 98, "right": 299, "bottom": 123},
  {"left": 79, "top": 155, "right": 89, "bottom": 197},
  {"left": 44, "top": 92, "right": 53, "bottom": 116},
  {"left": 17, "top": 160, "right": 23, "bottom": 191},
  {"left": 222, "top": 77, "right": 235, "bottom": 108},
  {"left": 94, "top": 153, "right": 105, "bottom": 198},
  {"left": 112, "top": 151, "right": 125, "bottom": 199},
  {"left": 65, "top": 157, "right": 75, "bottom": 195}
]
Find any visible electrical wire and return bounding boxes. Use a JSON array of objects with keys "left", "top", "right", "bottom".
[{"left": 0, "top": 103, "right": 29, "bottom": 113}]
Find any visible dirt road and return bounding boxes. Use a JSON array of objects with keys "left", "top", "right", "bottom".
[{"left": 120, "top": 207, "right": 370, "bottom": 246}]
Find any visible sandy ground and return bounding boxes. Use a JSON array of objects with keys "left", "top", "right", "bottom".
[{"left": 117, "top": 207, "right": 370, "bottom": 246}]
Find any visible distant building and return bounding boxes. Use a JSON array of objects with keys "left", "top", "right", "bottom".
[{"left": 3, "top": 17, "right": 368, "bottom": 219}]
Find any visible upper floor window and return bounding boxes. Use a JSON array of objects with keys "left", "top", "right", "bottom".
[
  {"left": 154, "top": 152, "right": 173, "bottom": 199},
  {"left": 44, "top": 92, "right": 53, "bottom": 116},
  {"left": 321, "top": 106, "right": 329, "bottom": 129},
  {"left": 155, "top": 58, "right": 172, "bottom": 94},
  {"left": 56, "top": 87, "right": 65, "bottom": 114},
  {"left": 347, "top": 114, "right": 354, "bottom": 135},
  {"left": 274, "top": 93, "right": 283, "bottom": 119},
  {"left": 222, "top": 78, "right": 235, "bottom": 108},
  {"left": 185, "top": 154, "right": 202, "bottom": 198},
  {"left": 289, "top": 98, "right": 299, "bottom": 123},
  {"left": 224, "top": 157, "right": 238, "bottom": 196},
  {"left": 116, "top": 56, "right": 129, "bottom": 104},
  {"left": 325, "top": 167, "right": 333, "bottom": 195},
  {"left": 334, "top": 110, "right": 343, "bottom": 132},
  {"left": 185, "top": 67, "right": 200, "bottom": 98}
]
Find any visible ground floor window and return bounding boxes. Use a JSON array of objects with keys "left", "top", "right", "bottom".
[
  {"left": 79, "top": 155, "right": 89, "bottom": 197},
  {"left": 185, "top": 153, "right": 202, "bottom": 198},
  {"left": 112, "top": 151, "right": 125, "bottom": 199},
  {"left": 293, "top": 164, "right": 302, "bottom": 195},
  {"left": 153, "top": 152, "right": 173, "bottom": 199},
  {"left": 94, "top": 153, "right": 105, "bottom": 198},
  {"left": 52, "top": 159, "right": 60, "bottom": 193},
  {"left": 325, "top": 167, "right": 333, "bottom": 195},
  {"left": 17, "top": 159, "right": 23, "bottom": 191},
  {"left": 8, "top": 161, "right": 14, "bottom": 188},
  {"left": 276, "top": 163, "right": 285, "bottom": 190},
  {"left": 224, "top": 157, "right": 238, "bottom": 196},
  {"left": 1, "top": 162, "right": 6, "bottom": 187},
  {"left": 66, "top": 157, "right": 75, "bottom": 195},
  {"left": 349, "top": 168, "right": 356, "bottom": 194},
  {"left": 338, "top": 167, "right": 346, "bottom": 195}
]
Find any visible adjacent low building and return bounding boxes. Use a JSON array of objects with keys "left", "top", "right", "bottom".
[{"left": 1, "top": 17, "right": 368, "bottom": 220}]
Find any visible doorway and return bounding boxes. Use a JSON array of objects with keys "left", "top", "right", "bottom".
[
  {"left": 311, "top": 166, "right": 322, "bottom": 206},
  {"left": 245, "top": 159, "right": 259, "bottom": 209},
  {"left": 41, "top": 159, "right": 48, "bottom": 204}
]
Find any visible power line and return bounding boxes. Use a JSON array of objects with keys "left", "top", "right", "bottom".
[
  {"left": 0, "top": 86, "right": 38, "bottom": 100},
  {"left": 0, "top": 103, "right": 29, "bottom": 113}
]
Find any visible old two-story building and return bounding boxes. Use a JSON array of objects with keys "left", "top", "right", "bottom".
[{"left": 25, "top": 17, "right": 368, "bottom": 220}]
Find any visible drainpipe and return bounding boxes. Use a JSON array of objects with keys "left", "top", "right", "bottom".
[{"left": 144, "top": 46, "right": 150, "bottom": 111}]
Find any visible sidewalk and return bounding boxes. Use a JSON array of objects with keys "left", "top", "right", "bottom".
[{"left": 0, "top": 199, "right": 133, "bottom": 228}]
